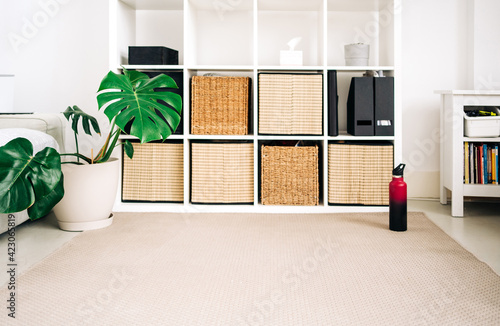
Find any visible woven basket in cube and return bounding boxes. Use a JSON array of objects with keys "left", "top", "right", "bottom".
[
  {"left": 328, "top": 143, "right": 393, "bottom": 205},
  {"left": 191, "top": 76, "right": 250, "bottom": 135},
  {"left": 122, "top": 142, "right": 183, "bottom": 202},
  {"left": 191, "top": 142, "right": 254, "bottom": 203},
  {"left": 259, "top": 74, "right": 323, "bottom": 135},
  {"left": 261, "top": 145, "right": 319, "bottom": 205}
]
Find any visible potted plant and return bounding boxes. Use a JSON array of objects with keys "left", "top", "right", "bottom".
[
  {"left": 0, "top": 68, "right": 182, "bottom": 230},
  {"left": 52, "top": 105, "right": 122, "bottom": 231}
]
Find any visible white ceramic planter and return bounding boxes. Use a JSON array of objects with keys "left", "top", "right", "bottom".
[
  {"left": 53, "top": 158, "right": 119, "bottom": 231},
  {"left": 344, "top": 43, "right": 370, "bottom": 66}
]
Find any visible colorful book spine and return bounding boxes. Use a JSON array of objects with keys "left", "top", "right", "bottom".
[
  {"left": 496, "top": 145, "right": 499, "bottom": 185},
  {"left": 478, "top": 145, "right": 482, "bottom": 184},
  {"left": 483, "top": 144, "right": 488, "bottom": 184},
  {"left": 464, "top": 142, "right": 469, "bottom": 184},
  {"left": 492, "top": 146, "right": 496, "bottom": 184},
  {"left": 488, "top": 146, "right": 493, "bottom": 184},
  {"left": 470, "top": 142, "right": 475, "bottom": 183}
]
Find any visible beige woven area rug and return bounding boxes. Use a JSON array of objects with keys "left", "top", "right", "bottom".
[{"left": 1, "top": 212, "right": 499, "bottom": 325}]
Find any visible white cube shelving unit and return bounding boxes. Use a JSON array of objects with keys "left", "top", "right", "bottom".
[{"left": 109, "top": 0, "right": 402, "bottom": 213}]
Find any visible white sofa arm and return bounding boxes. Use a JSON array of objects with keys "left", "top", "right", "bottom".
[{"left": 0, "top": 113, "right": 66, "bottom": 152}]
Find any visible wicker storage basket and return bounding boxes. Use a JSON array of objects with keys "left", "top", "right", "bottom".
[
  {"left": 261, "top": 144, "right": 319, "bottom": 205},
  {"left": 191, "top": 76, "right": 250, "bottom": 135},
  {"left": 122, "top": 142, "right": 184, "bottom": 202},
  {"left": 259, "top": 73, "right": 323, "bottom": 135},
  {"left": 191, "top": 142, "right": 254, "bottom": 203},
  {"left": 328, "top": 142, "right": 393, "bottom": 205}
]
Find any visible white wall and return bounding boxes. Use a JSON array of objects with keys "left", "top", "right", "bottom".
[
  {"left": 470, "top": 0, "right": 500, "bottom": 90},
  {"left": 0, "top": 0, "right": 109, "bottom": 116},
  {"left": 402, "top": 0, "right": 469, "bottom": 198}
]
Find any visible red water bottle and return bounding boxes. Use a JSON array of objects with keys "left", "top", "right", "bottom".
[{"left": 389, "top": 163, "right": 407, "bottom": 231}]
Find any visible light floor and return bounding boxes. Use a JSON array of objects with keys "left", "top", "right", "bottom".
[{"left": 1, "top": 199, "right": 499, "bottom": 287}]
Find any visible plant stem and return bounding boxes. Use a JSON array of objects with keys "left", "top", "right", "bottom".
[
  {"left": 74, "top": 131, "right": 80, "bottom": 163},
  {"left": 60, "top": 153, "right": 92, "bottom": 164},
  {"left": 94, "top": 120, "right": 120, "bottom": 163},
  {"left": 94, "top": 121, "right": 114, "bottom": 161},
  {"left": 97, "top": 127, "right": 121, "bottom": 163}
]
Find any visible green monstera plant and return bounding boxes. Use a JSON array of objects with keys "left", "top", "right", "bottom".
[
  {"left": 0, "top": 68, "right": 182, "bottom": 221},
  {"left": 63, "top": 68, "right": 182, "bottom": 164}
]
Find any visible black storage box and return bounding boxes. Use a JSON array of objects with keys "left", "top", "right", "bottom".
[
  {"left": 374, "top": 77, "right": 394, "bottom": 136},
  {"left": 347, "top": 77, "right": 375, "bottom": 136},
  {"left": 128, "top": 46, "right": 179, "bottom": 65}
]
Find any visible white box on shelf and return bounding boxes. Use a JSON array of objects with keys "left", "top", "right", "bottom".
[
  {"left": 463, "top": 107, "right": 500, "bottom": 137},
  {"left": 280, "top": 51, "right": 303, "bottom": 66}
]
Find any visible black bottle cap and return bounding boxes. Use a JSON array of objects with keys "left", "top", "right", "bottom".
[{"left": 393, "top": 163, "right": 406, "bottom": 176}]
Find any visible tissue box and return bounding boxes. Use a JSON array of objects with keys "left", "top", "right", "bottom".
[{"left": 280, "top": 51, "right": 303, "bottom": 66}]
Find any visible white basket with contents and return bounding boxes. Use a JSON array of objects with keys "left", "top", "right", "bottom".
[{"left": 463, "top": 107, "right": 500, "bottom": 138}]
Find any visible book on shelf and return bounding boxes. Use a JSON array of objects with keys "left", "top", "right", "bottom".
[
  {"left": 492, "top": 146, "right": 495, "bottom": 183},
  {"left": 487, "top": 144, "right": 491, "bottom": 183},
  {"left": 464, "top": 142, "right": 499, "bottom": 184},
  {"left": 464, "top": 141, "right": 469, "bottom": 183},
  {"left": 470, "top": 142, "right": 474, "bottom": 184},
  {"left": 480, "top": 144, "right": 484, "bottom": 184}
]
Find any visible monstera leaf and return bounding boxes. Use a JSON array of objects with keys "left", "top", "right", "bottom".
[
  {"left": 28, "top": 173, "right": 64, "bottom": 220},
  {"left": 0, "top": 137, "right": 64, "bottom": 221},
  {"left": 96, "top": 68, "right": 182, "bottom": 143},
  {"left": 63, "top": 105, "right": 101, "bottom": 136},
  {"left": 62, "top": 105, "right": 102, "bottom": 164}
]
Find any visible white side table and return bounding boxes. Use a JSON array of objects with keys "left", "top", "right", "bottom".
[{"left": 436, "top": 90, "right": 500, "bottom": 217}]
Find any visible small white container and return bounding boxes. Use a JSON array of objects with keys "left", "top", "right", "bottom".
[
  {"left": 463, "top": 107, "right": 500, "bottom": 138},
  {"left": 344, "top": 44, "right": 369, "bottom": 66}
]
